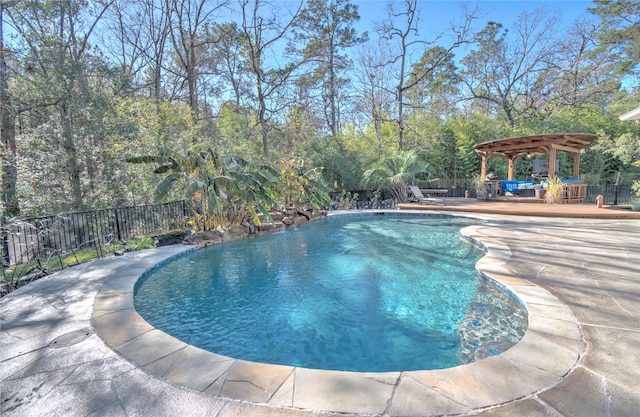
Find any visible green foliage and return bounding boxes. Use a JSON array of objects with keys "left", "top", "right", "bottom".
[
  {"left": 215, "top": 102, "right": 260, "bottom": 157},
  {"left": 277, "top": 158, "right": 332, "bottom": 210},
  {"left": 363, "top": 151, "right": 430, "bottom": 203},
  {"left": 301, "top": 132, "right": 377, "bottom": 191},
  {"left": 129, "top": 148, "right": 331, "bottom": 230},
  {"left": 588, "top": 0, "right": 640, "bottom": 78},
  {"left": 1, "top": 243, "right": 111, "bottom": 295},
  {"left": 124, "top": 237, "right": 156, "bottom": 251},
  {"left": 3, "top": 0, "right": 640, "bottom": 220},
  {"left": 335, "top": 191, "right": 359, "bottom": 210},
  {"left": 632, "top": 180, "right": 640, "bottom": 195}
]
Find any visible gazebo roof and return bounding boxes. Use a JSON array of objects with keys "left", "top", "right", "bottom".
[{"left": 474, "top": 133, "right": 599, "bottom": 159}]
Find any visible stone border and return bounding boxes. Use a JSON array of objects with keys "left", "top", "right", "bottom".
[{"left": 91, "top": 212, "right": 585, "bottom": 416}]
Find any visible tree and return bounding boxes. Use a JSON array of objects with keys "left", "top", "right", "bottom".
[
  {"left": 363, "top": 151, "right": 429, "bottom": 203},
  {"left": 406, "top": 46, "right": 459, "bottom": 116},
  {"left": 165, "top": 0, "right": 228, "bottom": 125},
  {"left": 293, "top": 0, "right": 366, "bottom": 137},
  {"left": 588, "top": 0, "right": 640, "bottom": 80},
  {"left": 352, "top": 42, "right": 395, "bottom": 155},
  {"left": 460, "top": 9, "right": 560, "bottom": 128},
  {"left": 239, "top": 0, "right": 305, "bottom": 156},
  {"left": 105, "top": 0, "right": 171, "bottom": 102},
  {"left": 1, "top": 0, "right": 19, "bottom": 217},
  {"left": 376, "top": 0, "right": 478, "bottom": 152},
  {"left": 6, "top": 0, "right": 115, "bottom": 211},
  {"left": 206, "top": 22, "right": 250, "bottom": 108}
]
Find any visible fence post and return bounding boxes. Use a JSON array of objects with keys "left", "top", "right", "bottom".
[
  {"left": 613, "top": 172, "right": 621, "bottom": 206},
  {"left": 1, "top": 223, "right": 10, "bottom": 267},
  {"left": 114, "top": 208, "right": 122, "bottom": 241}
]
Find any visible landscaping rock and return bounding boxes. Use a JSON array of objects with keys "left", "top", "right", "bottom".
[
  {"left": 195, "top": 241, "right": 218, "bottom": 250},
  {"left": 282, "top": 216, "right": 294, "bottom": 225},
  {"left": 202, "top": 231, "right": 221, "bottom": 242},
  {"left": 256, "top": 222, "right": 285, "bottom": 234},
  {"left": 312, "top": 210, "right": 327, "bottom": 221},
  {"left": 242, "top": 222, "right": 256, "bottom": 234},
  {"left": 228, "top": 224, "right": 246, "bottom": 236},
  {"left": 183, "top": 234, "right": 203, "bottom": 245},
  {"left": 293, "top": 215, "right": 308, "bottom": 227},
  {"left": 154, "top": 231, "right": 187, "bottom": 246}
]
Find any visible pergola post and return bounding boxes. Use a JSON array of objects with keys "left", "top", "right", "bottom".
[
  {"left": 508, "top": 158, "right": 515, "bottom": 180},
  {"left": 572, "top": 153, "right": 580, "bottom": 178},
  {"left": 480, "top": 154, "right": 487, "bottom": 179},
  {"left": 548, "top": 147, "right": 557, "bottom": 179}
]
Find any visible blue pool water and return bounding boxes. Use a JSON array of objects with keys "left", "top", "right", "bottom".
[{"left": 135, "top": 214, "right": 526, "bottom": 372}]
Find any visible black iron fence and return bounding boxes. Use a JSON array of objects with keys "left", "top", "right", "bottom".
[
  {"left": 585, "top": 185, "right": 633, "bottom": 205},
  {"left": 461, "top": 185, "right": 633, "bottom": 204},
  {"left": 330, "top": 185, "right": 634, "bottom": 207},
  {"left": 2, "top": 201, "right": 189, "bottom": 266}
]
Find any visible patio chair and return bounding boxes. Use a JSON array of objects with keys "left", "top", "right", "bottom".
[{"left": 408, "top": 185, "right": 445, "bottom": 206}]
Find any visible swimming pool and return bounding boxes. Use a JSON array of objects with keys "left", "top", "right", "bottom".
[{"left": 134, "top": 214, "right": 526, "bottom": 372}]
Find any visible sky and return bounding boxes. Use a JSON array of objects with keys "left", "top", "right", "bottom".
[{"left": 352, "top": 0, "right": 594, "bottom": 41}]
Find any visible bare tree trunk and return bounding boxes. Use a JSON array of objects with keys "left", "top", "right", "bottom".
[
  {"left": 59, "top": 102, "right": 84, "bottom": 210},
  {"left": 328, "top": 50, "right": 337, "bottom": 137},
  {"left": 240, "top": 0, "right": 305, "bottom": 156},
  {"left": 1, "top": 1, "right": 19, "bottom": 217},
  {"left": 257, "top": 84, "right": 269, "bottom": 155}
]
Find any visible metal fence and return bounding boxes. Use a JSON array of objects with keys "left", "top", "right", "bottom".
[
  {"left": 331, "top": 184, "right": 634, "bottom": 208},
  {"left": 585, "top": 185, "right": 633, "bottom": 205},
  {"left": 445, "top": 185, "right": 633, "bottom": 203},
  {"left": 2, "top": 201, "right": 189, "bottom": 266}
]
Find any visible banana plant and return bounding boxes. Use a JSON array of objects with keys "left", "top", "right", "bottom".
[
  {"left": 128, "top": 148, "right": 284, "bottom": 230},
  {"left": 218, "top": 155, "right": 283, "bottom": 226},
  {"left": 129, "top": 149, "right": 235, "bottom": 230},
  {"left": 277, "top": 158, "right": 332, "bottom": 211}
]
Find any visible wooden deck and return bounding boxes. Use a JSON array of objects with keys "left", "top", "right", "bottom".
[{"left": 397, "top": 197, "right": 640, "bottom": 219}]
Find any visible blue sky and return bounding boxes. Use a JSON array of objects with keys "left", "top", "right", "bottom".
[{"left": 353, "top": 0, "right": 594, "bottom": 39}]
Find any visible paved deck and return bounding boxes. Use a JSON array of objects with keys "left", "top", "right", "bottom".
[
  {"left": 398, "top": 197, "right": 640, "bottom": 219},
  {"left": 1, "top": 211, "right": 639, "bottom": 416}
]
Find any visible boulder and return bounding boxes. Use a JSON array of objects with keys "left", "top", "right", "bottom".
[
  {"left": 282, "top": 216, "right": 294, "bottom": 225},
  {"left": 310, "top": 210, "right": 327, "bottom": 221},
  {"left": 183, "top": 233, "right": 203, "bottom": 245},
  {"left": 256, "top": 222, "right": 285, "bottom": 234},
  {"left": 242, "top": 222, "right": 256, "bottom": 234},
  {"left": 293, "top": 215, "right": 308, "bottom": 227},
  {"left": 296, "top": 210, "right": 311, "bottom": 220},
  {"left": 202, "top": 231, "right": 221, "bottom": 242},
  {"left": 228, "top": 224, "right": 247, "bottom": 236}
]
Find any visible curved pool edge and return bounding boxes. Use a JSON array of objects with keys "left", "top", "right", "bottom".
[{"left": 91, "top": 211, "right": 585, "bottom": 417}]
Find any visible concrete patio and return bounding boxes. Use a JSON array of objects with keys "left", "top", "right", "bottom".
[{"left": 1, "top": 211, "right": 639, "bottom": 416}]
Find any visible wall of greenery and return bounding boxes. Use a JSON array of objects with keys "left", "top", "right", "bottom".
[{"left": 1, "top": 0, "right": 638, "bottom": 219}]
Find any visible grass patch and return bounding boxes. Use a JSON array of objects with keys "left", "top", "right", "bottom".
[{"left": 1, "top": 237, "right": 158, "bottom": 295}]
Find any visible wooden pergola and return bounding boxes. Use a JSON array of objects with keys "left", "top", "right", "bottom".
[{"left": 474, "top": 133, "right": 599, "bottom": 180}]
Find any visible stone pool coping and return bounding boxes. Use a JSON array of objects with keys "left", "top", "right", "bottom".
[{"left": 91, "top": 213, "right": 585, "bottom": 416}]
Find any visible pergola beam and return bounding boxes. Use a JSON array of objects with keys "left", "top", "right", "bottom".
[{"left": 551, "top": 143, "right": 581, "bottom": 153}]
